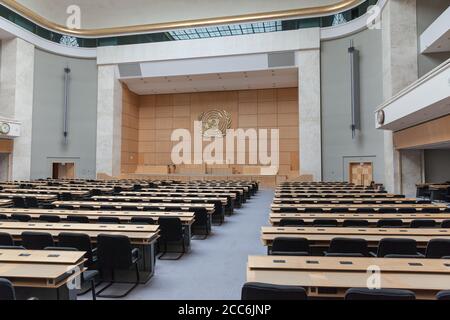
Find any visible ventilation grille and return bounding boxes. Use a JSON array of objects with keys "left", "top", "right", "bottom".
[{"left": 118, "top": 63, "right": 142, "bottom": 78}]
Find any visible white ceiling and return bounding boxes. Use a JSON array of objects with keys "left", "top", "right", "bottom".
[{"left": 122, "top": 68, "right": 298, "bottom": 95}]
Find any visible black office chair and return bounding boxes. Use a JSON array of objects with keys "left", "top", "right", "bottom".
[
  {"left": 0, "top": 233, "right": 14, "bottom": 246},
  {"left": 0, "top": 214, "right": 7, "bottom": 221},
  {"left": 313, "top": 219, "right": 338, "bottom": 227},
  {"left": 130, "top": 217, "right": 155, "bottom": 225},
  {"left": 343, "top": 220, "right": 369, "bottom": 227},
  {"left": 279, "top": 219, "right": 305, "bottom": 227},
  {"left": 0, "top": 278, "right": 15, "bottom": 300},
  {"left": 377, "top": 208, "right": 397, "bottom": 214},
  {"left": 95, "top": 234, "right": 140, "bottom": 298},
  {"left": 113, "top": 187, "right": 123, "bottom": 194},
  {"left": 325, "top": 238, "right": 369, "bottom": 257},
  {"left": 377, "top": 219, "right": 403, "bottom": 228},
  {"left": 305, "top": 208, "right": 324, "bottom": 213},
  {"left": 158, "top": 217, "right": 186, "bottom": 260},
  {"left": 279, "top": 207, "right": 299, "bottom": 213},
  {"left": 425, "top": 239, "right": 450, "bottom": 259},
  {"left": 60, "top": 193, "right": 73, "bottom": 201},
  {"left": 436, "top": 290, "right": 450, "bottom": 300},
  {"left": 10, "top": 214, "right": 31, "bottom": 222},
  {"left": 345, "top": 288, "right": 416, "bottom": 300},
  {"left": 441, "top": 220, "right": 450, "bottom": 228},
  {"left": 100, "top": 205, "right": 118, "bottom": 211},
  {"left": 12, "top": 197, "right": 27, "bottom": 208},
  {"left": 59, "top": 205, "right": 75, "bottom": 210},
  {"left": 21, "top": 231, "right": 55, "bottom": 250},
  {"left": 79, "top": 205, "right": 94, "bottom": 211},
  {"left": 192, "top": 208, "right": 211, "bottom": 240},
  {"left": 41, "top": 203, "right": 55, "bottom": 209},
  {"left": 270, "top": 237, "right": 310, "bottom": 256},
  {"left": 410, "top": 219, "right": 435, "bottom": 228},
  {"left": 91, "top": 189, "right": 101, "bottom": 196},
  {"left": 397, "top": 208, "right": 417, "bottom": 214},
  {"left": 98, "top": 217, "right": 120, "bottom": 224},
  {"left": 25, "top": 197, "right": 39, "bottom": 208},
  {"left": 39, "top": 215, "right": 61, "bottom": 223},
  {"left": 121, "top": 206, "right": 140, "bottom": 211},
  {"left": 422, "top": 208, "right": 441, "bottom": 213},
  {"left": 357, "top": 208, "right": 376, "bottom": 213},
  {"left": 331, "top": 208, "right": 348, "bottom": 213},
  {"left": 66, "top": 215, "right": 90, "bottom": 224},
  {"left": 241, "top": 282, "right": 307, "bottom": 300},
  {"left": 58, "top": 232, "right": 97, "bottom": 268},
  {"left": 376, "top": 238, "right": 422, "bottom": 258}
]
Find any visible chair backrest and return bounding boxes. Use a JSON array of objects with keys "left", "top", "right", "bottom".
[
  {"left": 0, "top": 232, "right": 14, "bottom": 246},
  {"left": 423, "top": 208, "right": 441, "bottom": 213},
  {"left": 343, "top": 220, "right": 369, "bottom": 227},
  {"left": 100, "top": 205, "right": 117, "bottom": 211},
  {"left": 66, "top": 215, "right": 90, "bottom": 223},
  {"left": 377, "top": 238, "right": 418, "bottom": 257},
  {"left": 12, "top": 197, "right": 27, "bottom": 208},
  {"left": 61, "top": 193, "right": 73, "bottom": 201},
  {"left": 58, "top": 232, "right": 94, "bottom": 265},
  {"left": 345, "top": 288, "right": 415, "bottom": 300},
  {"left": 25, "top": 197, "right": 39, "bottom": 208},
  {"left": 272, "top": 237, "right": 310, "bottom": 254},
  {"left": 130, "top": 217, "right": 155, "bottom": 225},
  {"left": 91, "top": 189, "right": 101, "bottom": 196},
  {"left": 327, "top": 237, "right": 369, "bottom": 256},
  {"left": 39, "top": 215, "right": 61, "bottom": 223},
  {"left": 0, "top": 214, "right": 8, "bottom": 220},
  {"left": 397, "top": 208, "right": 417, "bottom": 214},
  {"left": 11, "top": 214, "right": 31, "bottom": 222},
  {"left": 377, "top": 219, "right": 403, "bottom": 228},
  {"left": 98, "top": 216, "right": 120, "bottom": 224},
  {"left": 313, "top": 219, "right": 338, "bottom": 227},
  {"left": 0, "top": 278, "right": 16, "bottom": 300},
  {"left": 241, "top": 282, "right": 307, "bottom": 300},
  {"left": 425, "top": 239, "right": 450, "bottom": 259},
  {"left": 279, "top": 219, "right": 305, "bottom": 227},
  {"left": 410, "top": 219, "right": 435, "bottom": 228},
  {"left": 159, "top": 217, "right": 183, "bottom": 241},
  {"left": 441, "top": 220, "right": 450, "bottom": 228},
  {"left": 305, "top": 208, "right": 323, "bottom": 213},
  {"left": 377, "top": 208, "right": 397, "bottom": 214},
  {"left": 436, "top": 290, "right": 450, "bottom": 300},
  {"left": 21, "top": 231, "right": 55, "bottom": 250},
  {"left": 192, "top": 208, "right": 208, "bottom": 225},
  {"left": 97, "top": 234, "right": 133, "bottom": 269},
  {"left": 279, "top": 207, "right": 299, "bottom": 213},
  {"left": 356, "top": 208, "right": 376, "bottom": 213},
  {"left": 331, "top": 208, "right": 348, "bottom": 213}
]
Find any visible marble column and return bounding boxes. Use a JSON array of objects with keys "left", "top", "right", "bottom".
[
  {"left": 96, "top": 65, "right": 123, "bottom": 177},
  {"left": 296, "top": 49, "right": 322, "bottom": 181},
  {"left": 381, "top": 0, "right": 420, "bottom": 193},
  {"left": 0, "top": 38, "right": 35, "bottom": 180}
]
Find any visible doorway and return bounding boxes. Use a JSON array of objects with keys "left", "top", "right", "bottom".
[
  {"left": 52, "top": 162, "right": 75, "bottom": 179},
  {"left": 0, "top": 153, "right": 10, "bottom": 181},
  {"left": 349, "top": 162, "right": 373, "bottom": 186}
]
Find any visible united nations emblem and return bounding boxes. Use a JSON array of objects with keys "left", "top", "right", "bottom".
[{"left": 198, "top": 110, "right": 232, "bottom": 137}]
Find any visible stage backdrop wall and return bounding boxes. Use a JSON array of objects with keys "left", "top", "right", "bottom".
[{"left": 121, "top": 86, "right": 299, "bottom": 176}]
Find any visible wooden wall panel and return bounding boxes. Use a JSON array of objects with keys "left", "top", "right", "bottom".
[
  {"left": 394, "top": 115, "right": 450, "bottom": 149},
  {"left": 121, "top": 88, "right": 299, "bottom": 175},
  {"left": 0, "top": 139, "right": 13, "bottom": 153}
]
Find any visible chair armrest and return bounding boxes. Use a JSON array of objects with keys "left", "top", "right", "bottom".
[{"left": 131, "top": 248, "right": 141, "bottom": 262}]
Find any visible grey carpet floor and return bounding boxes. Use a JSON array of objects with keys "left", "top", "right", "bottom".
[{"left": 81, "top": 188, "right": 273, "bottom": 300}]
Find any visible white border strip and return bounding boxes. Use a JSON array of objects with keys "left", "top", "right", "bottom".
[{"left": 0, "top": 17, "right": 96, "bottom": 59}]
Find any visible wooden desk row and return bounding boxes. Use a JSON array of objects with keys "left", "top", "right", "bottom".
[
  {"left": 2, "top": 188, "right": 90, "bottom": 197},
  {"left": 273, "top": 197, "right": 427, "bottom": 204},
  {"left": 260, "top": 226, "right": 450, "bottom": 248},
  {"left": 0, "top": 193, "right": 57, "bottom": 201},
  {"left": 0, "top": 199, "right": 11, "bottom": 207},
  {"left": 0, "top": 249, "right": 86, "bottom": 300},
  {"left": 274, "top": 192, "right": 401, "bottom": 198},
  {"left": 269, "top": 212, "right": 450, "bottom": 226},
  {"left": 247, "top": 256, "right": 450, "bottom": 300},
  {"left": 271, "top": 203, "right": 448, "bottom": 212}
]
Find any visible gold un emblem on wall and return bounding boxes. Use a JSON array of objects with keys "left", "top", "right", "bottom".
[{"left": 198, "top": 110, "right": 232, "bottom": 138}]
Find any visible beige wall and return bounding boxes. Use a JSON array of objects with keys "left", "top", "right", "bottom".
[
  {"left": 121, "top": 88, "right": 299, "bottom": 176},
  {"left": 121, "top": 85, "right": 139, "bottom": 173}
]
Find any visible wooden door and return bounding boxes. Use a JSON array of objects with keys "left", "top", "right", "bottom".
[{"left": 349, "top": 162, "right": 373, "bottom": 186}]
